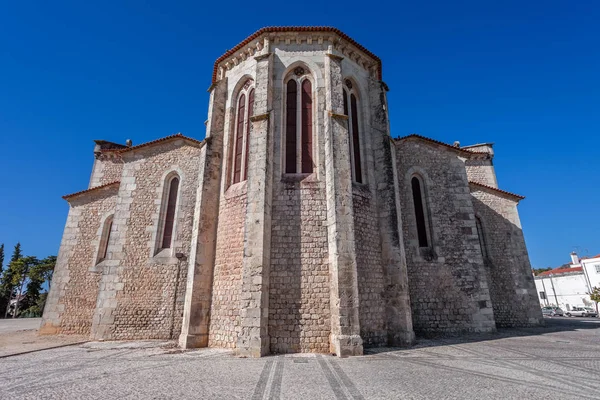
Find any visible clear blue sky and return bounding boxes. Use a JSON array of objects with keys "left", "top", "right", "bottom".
[{"left": 1, "top": 1, "right": 598, "bottom": 269}]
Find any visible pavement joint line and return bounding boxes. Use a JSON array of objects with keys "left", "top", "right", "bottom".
[
  {"left": 0, "top": 341, "right": 88, "bottom": 359},
  {"left": 327, "top": 358, "right": 365, "bottom": 400},
  {"left": 269, "top": 356, "right": 284, "bottom": 400},
  {"left": 317, "top": 355, "right": 348, "bottom": 400},
  {"left": 251, "top": 358, "right": 274, "bottom": 400}
]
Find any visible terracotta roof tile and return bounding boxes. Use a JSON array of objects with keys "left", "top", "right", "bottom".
[
  {"left": 395, "top": 134, "right": 489, "bottom": 156},
  {"left": 538, "top": 266, "right": 583, "bottom": 276},
  {"left": 63, "top": 181, "right": 120, "bottom": 200},
  {"left": 469, "top": 181, "right": 525, "bottom": 201},
  {"left": 212, "top": 27, "right": 383, "bottom": 83}
]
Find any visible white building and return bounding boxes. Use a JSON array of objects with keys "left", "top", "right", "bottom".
[
  {"left": 534, "top": 252, "right": 596, "bottom": 311},
  {"left": 581, "top": 254, "right": 600, "bottom": 290}
]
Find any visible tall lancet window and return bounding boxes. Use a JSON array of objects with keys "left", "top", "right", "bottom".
[
  {"left": 161, "top": 176, "right": 179, "bottom": 249},
  {"left": 231, "top": 78, "right": 255, "bottom": 184},
  {"left": 411, "top": 176, "right": 430, "bottom": 248},
  {"left": 285, "top": 67, "right": 314, "bottom": 174},
  {"left": 343, "top": 79, "right": 363, "bottom": 183}
]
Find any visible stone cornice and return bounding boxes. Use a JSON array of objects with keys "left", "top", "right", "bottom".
[{"left": 213, "top": 27, "right": 382, "bottom": 82}]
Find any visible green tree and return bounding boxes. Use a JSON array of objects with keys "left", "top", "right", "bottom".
[
  {"left": 589, "top": 286, "right": 600, "bottom": 314},
  {"left": 10, "top": 256, "right": 39, "bottom": 318},
  {"left": 21, "top": 255, "right": 56, "bottom": 317},
  {"left": 0, "top": 243, "right": 22, "bottom": 318}
]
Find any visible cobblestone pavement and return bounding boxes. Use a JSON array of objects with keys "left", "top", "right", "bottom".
[{"left": 1, "top": 317, "right": 599, "bottom": 399}]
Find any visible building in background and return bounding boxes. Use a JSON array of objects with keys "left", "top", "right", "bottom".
[{"left": 534, "top": 252, "right": 599, "bottom": 310}]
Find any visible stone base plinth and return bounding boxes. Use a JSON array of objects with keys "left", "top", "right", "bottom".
[
  {"left": 179, "top": 333, "right": 208, "bottom": 349},
  {"left": 330, "top": 334, "right": 363, "bottom": 357}
]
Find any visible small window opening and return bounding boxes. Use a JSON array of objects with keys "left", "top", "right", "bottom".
[
  {"left": 97, "top": 215, "right": 114, "bottom": 264},
  {"left": 161, "top": 177, "right": 179, "bottom": 249},
  {"left": 475, "top": 217, "right": 488, "bottom": 260},
  {"left": 411, "top": 177, "right": 429, "bottom": 247}
]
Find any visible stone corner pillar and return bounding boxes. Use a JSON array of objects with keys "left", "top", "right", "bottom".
[
  {"left": 235, "top": 51, "right": 274, "bottom": 357},
  {"left": 179, "top": 78, "right": 227, "bottom": 349},
  {"left": 324, "top": 52, "right": 363, "bottom": 357},
  {"left": 369, "top": 78, "right": 415, "bottom": 347}
]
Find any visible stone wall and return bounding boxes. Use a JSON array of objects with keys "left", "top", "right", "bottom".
[
  {"left": 470, "top": 186, "right": 543, "bottom": 327},
  {"left": 353, "top": 187, "right": 387, "bottom": 347},
  {"left": 396, "top": 138, "right": 496, "bottom": 336},
  {"left": 208, "top": 186, "right": 246, "bottom": 348},
  {"left": 269, "top": 180, "right": 330, "bottom": 354},
  {"left": 89, "top": 155, "right": 124, "bottom": 188},
  {"left": 40, "top": 185, "right": 118, "bottom": 335},
  {"left": 91, "top": 140, "right": 201, "bottom": 340}
]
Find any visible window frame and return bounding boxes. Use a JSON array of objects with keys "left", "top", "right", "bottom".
[
  {"left": 230, "top": 80, "right": 255, "bottom": 185},
  {"left": 283, "top": 68, "right": 315, "bottom": 176},
  {"left": 410, "top": 175, "right": 432, "bottom": 249},
  {"left": 155, "top": 173, "right": 181, "bottom": 255},
  {"left": 342, "top": 79, "right": 365, "bottom": 184},
  {"left": 96, "top": 214, "right": 114, "bottom": 265}
]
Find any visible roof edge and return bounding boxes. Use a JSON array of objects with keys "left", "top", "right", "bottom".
[
  {"left": 469, "top": 181, "right": 525, "bottom": 201},
  {"left": 395, "top": 134, "right": 489, "bottom": 157},
  {"left": 63, "top": 181, "right": 120, "bottom": 201}
]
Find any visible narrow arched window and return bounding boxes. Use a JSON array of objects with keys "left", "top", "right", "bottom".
[
  {"left": 233, "top": 94, "right": 246, "bottom": 184},
  {"left": 476, "top": 216, "right": 488, "bottom": 260},
  {"left": 343, "top": 80, "right": 363, "bottom": 183},
  {"left": 161, "top": 177, "right": 179, "bottom": 249},
  {"left": 411, "top": 177, "right": 429, "bottom": 247},
  {"left": 230, "top": 78, "right": 255, "bottom": 185},
  {"left": 244, "top": 88, "right": 254, "bottom": 180},
  {"left": 284, "top": 67, "right": 314, "bottom": 174},
  {"left": 285, "top": 79, "right": 298, "bottom": 173},
  {"left": 301, "top": 79, "right": 313, "bottom": 173},
  {"left": 97, "top": 214, "right": 114, "bottom": 264}
]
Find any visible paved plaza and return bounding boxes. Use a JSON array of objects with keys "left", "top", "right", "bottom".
[{"left": 1, "top": 317, "right": 599, "bottom": 399}]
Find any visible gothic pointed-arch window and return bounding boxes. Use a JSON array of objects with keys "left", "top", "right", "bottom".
[
  {"left": 343, "top": 79, "right": 363, "bottom": 183},
  {"left": 231, "top": 78, "right": 255, "bottom": 185},
  {"left": 96, "top": 214, "right": 114, "bottom": 264},
  {"left": 284, "top": 67, "right": 313, "bottom": 174},
  {"left": 161, "top": 176, "right": 180, "bottom": 249},
  {"left": 411, "top": 176, "right": 430, "bottom": 248}
]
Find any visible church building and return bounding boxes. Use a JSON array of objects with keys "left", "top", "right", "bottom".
[{"left": 41, "top": 27, "right": 543, "bottom": 357}]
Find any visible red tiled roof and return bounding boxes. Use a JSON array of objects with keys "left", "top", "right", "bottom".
[
  {"left": 212, "top": 27, "right": 383, "bottom": 83},
  {"left": 581, "top": 254, "right": 600, "bottom": 260},
  {"left": 469, "top": 181, "right": 525, "bottom": 201},
  {"left": 63, "top": 181, "right": 120, "bottom": 200},
  {"left": 538, "top": 266, "right": 583, "bottom": 276},
  {"left": 99, "top": 133, "right": 205, "bottom": 154},
  {"left": 395, "top": 134, "right": 489, "bottom": 156}
]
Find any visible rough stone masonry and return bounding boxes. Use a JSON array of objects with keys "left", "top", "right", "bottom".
[{"left": 40, "top": 27, "right": 543, "bottom": 357}]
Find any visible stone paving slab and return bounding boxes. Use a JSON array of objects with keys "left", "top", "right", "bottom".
[{"left": 1, "top": 317, "right": 599, "bottom": 399}]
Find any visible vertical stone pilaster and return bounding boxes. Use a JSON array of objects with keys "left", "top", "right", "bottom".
[
  {"left": 324, "top": 52, "right": 363, "bottom": 357},
  {"left": 368, "top": 79, "right": 415, "bottom": 346},
  {"left": 179, "top": 79, "right": 227, "bottom": 348},
  {"left": 236, "top": 51, "right": 273, "bottom": 357}
]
